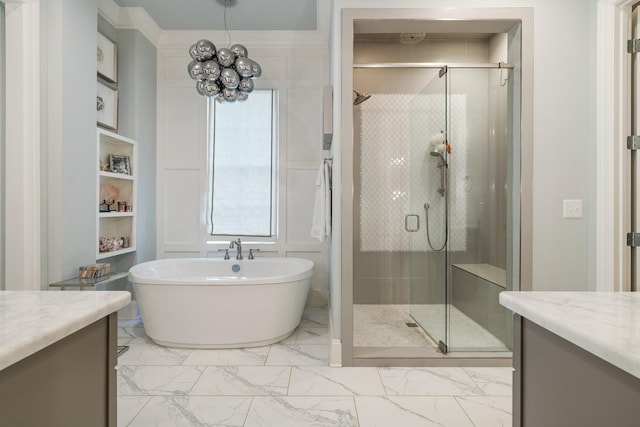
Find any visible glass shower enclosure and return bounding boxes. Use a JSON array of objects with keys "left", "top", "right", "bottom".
[
  {"left": 353, "top": 57, "right": 517, "bottom": 357},
  {"left": 407, "top": 65, "right": 514, "bottom": 353}
]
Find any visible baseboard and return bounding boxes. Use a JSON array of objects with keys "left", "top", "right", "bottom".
[
  {"left": 328, "top": 302, "right": 342, "bottom": 367},
  {"left": 330, "top": 339, "right": 342, "bottom": 367}
]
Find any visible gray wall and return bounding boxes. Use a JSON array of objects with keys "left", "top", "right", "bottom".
[
  {"left": 95, "top": 19, "right": 157, "bottom": 315},
  {"left": 97, "top": 18, "right": 157, "bottom": 274},
  {"left": 42, "top": 10, "right": 157, "bottom": 285},
  {"left": 45, "top": 0, "right": 99, "bottom": 283},
  {"left": 124, "top": 30, "right": 157, "bottom": 262}
]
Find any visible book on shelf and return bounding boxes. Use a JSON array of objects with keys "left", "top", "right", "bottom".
[{"left": 79, "top": 263, "right": 111, "bottom": 278}]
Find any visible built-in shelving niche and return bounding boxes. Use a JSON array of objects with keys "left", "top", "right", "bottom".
[{"left": 96, "top": 128, "right": 137, "bottom": 260}]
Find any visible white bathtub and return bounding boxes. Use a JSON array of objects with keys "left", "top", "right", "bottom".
[{"left": 128, "top": 257, "right": 314, "bottom": 348}]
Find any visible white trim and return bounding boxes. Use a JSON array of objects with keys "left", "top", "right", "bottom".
[
  {"left": 328, "top": 304, "right": 342, "bottom": 367},
  {"left": 330, "top": 339, "right": 342, "bottom": 367},
  {"left": 98, "top": 0, "right": 329, "bottom": 50},
  {"left": 96, "top": 0, "right": 119, "bottom": 26},
  {"left": 336, "top": 6, "right": 534, "bottom": 366},
  {"left": 158, "top": 0, "right": 329, "bottom": 50},
  {"left": 158, "top": 29, "right": 328, "bottom": 49},
  {"left": 98, "top": 0, "right": 161, "bottom": 47},
  {"left": 158, "top": 0, "right": 329, "bottom": 49},
  {"left": 596, "top": 0, "right": 634, "bottom": 291},
  {"left": 117, "top": 7, "right": 162, "bottom": 47},
  {"left": 4, "top": 0, "right": 41, "bottom": 290}
]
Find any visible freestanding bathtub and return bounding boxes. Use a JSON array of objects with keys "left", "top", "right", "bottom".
[{"left": 128, "top": 257, "right": 314, "bottom": 348}]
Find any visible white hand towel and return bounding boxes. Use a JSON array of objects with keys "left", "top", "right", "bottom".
[{"left": 311, "top": 160, "right": 331, "bottom": 241}]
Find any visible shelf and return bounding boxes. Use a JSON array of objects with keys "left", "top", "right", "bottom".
[
  {"left": 49, "top": 272, "right": 129, "bottom": 290},
  {"left": 97, "top": 128, "right": 137, "bottom": 260},
  {"left": 98, "top": 128, "right": 137, "bottom": 145},
  {"left": 99, "top": 212, "right": 134, "bottom": 218},
  {"left": 96, "top": 247, "right": 136, "bottom": 260},
  {"left": 99, "top": 171, "right": 134, "bottom": 180}
]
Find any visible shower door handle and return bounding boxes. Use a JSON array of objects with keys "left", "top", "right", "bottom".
[{"left": 405, "top": 214, "right": 420, "bottom": 232}]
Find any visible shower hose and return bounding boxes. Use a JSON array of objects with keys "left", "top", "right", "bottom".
[{"left": 424, "top": 203, "right": 447, "bottom": 252}]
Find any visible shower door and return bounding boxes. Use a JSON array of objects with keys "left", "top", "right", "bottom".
[
  {"left": 408, "top": 69, "right": 449, "bottom": 352},
  {"left": 407, "top": 66, "right": 513, "bottom": 353}
]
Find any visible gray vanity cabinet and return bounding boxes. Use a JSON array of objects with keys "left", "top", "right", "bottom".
[
  {"left": 512, "top": 315, "right": 640, "bottom": 427},
  {"left": 0, "top": 314, "right": 118, "bottom": 427}
]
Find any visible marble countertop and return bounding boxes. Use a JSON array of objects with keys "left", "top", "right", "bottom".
[
  {"left": 500, "top": 292, "right": 640, "bottom": 379},
  {"left": 0, "top": 291, "right": 130, "bottom": 371}
]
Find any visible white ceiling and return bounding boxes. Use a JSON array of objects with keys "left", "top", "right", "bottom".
[{"left": 112, "top": 0, "right": 317, "bottom": 31}]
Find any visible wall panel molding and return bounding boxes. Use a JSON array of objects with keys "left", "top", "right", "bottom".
[
  {"left": 4, "top": 0, "right": 41, "bottom": 289},
  {"left": 157, "top": 44, "right": 330, "bottom": 302}
]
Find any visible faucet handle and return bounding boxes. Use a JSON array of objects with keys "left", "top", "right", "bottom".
[
  {"left": 224, "top": 249, "right": 230, "bottom": 260},
  {"left": 248, "top": 248, "right": 260, "bottom": 260}
]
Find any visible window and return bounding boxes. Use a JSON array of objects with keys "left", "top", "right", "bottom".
[{"left": 208, "top": 90, "right": 277, "bottom": 237}]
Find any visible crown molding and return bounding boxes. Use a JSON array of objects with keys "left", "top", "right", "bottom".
[
  {"left": 97, "top": 0, "right": 119, "bottom": 24},
  {"left": 158, "top": 29, "right": 328, "bottom": 50},
  {"left": 98, "top": 0, "right": 161, "bottom": 47},
  {"left": 97, "top": 0, "right": 329, "bottom": 50}
]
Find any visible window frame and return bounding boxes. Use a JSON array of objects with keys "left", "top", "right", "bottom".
[{"left": 206, "top": 89, "right": 279, "bottom": 241}]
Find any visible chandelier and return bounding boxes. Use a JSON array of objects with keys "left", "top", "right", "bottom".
[{"left": 186, "top": 1, "right": 261, "bottom": 102}]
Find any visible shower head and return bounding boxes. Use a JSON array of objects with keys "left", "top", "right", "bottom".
[
  {"left": 353, "top": 90, "right": 371, "bottom": 106},
  {"left": 430, "top": 147, "right": 447, "bottom": 165}
]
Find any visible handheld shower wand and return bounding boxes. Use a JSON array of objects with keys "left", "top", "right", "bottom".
[{"left": 428, "top": 131, "right": 448, "bottom": 196}]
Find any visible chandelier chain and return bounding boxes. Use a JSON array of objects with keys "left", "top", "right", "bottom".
[
  {"left": 224, "top": 4, "right": 231, "bottom": 48},
  {"left": 187, "top": 0, "right": 261, "bottom": 102}
]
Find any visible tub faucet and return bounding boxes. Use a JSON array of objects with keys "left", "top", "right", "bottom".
[{"left": 229, "top": 238, "right": 243, "bottom": 260}]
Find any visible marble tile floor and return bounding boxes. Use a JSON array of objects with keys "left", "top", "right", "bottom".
[
  {"left": 117, "top": 306, "right": 513, "bottom": 426},
  {"left": 354, "top": 304, "right": 509, "bottom": 351},
  {"left": 353, "top": 304, "right": 437, "bottom": 347}
]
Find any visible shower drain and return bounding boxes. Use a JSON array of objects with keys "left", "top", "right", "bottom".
[{"left": 406, "top": 322, "right": 418, "bottom": 328}]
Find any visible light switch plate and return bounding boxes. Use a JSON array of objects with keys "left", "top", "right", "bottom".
[{"left": 563, "top": 199, "right": 582, "bottom": 219}]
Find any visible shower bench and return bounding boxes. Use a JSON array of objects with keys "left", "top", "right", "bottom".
[{"left": 451, "top": 263, "right": 510, "bottom": 347}]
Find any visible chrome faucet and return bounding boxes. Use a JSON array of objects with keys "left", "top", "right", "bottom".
[{"left": 229, "top": 238, "right": 243, "bottom": 260}]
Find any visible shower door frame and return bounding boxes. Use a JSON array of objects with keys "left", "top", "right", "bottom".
[
  {"left": 339, "top": 7, "right": 534, "bottom": 367},
  {"left": 356, "top": 62, "right": 515, "bottom": 355}
]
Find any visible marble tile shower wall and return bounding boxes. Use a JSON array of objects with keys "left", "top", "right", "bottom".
[{"left": 117, "top": 307, "right": 512, "bottom": 426}]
